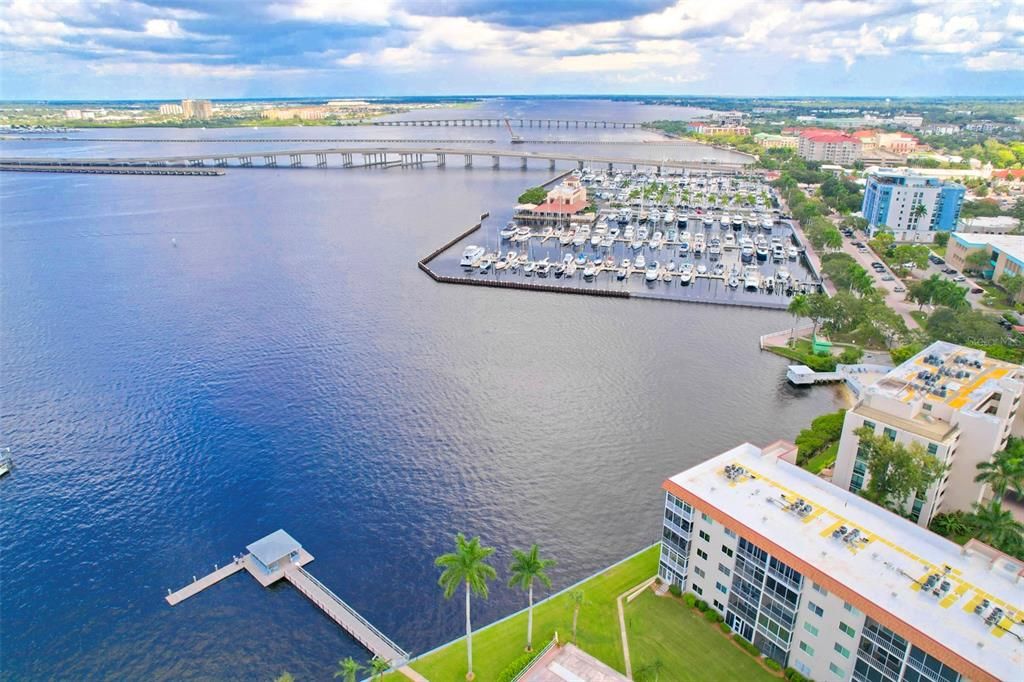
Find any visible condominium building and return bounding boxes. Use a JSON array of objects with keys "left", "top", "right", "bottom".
[
  {"left": 948, "top": 234, "right": 1024, "bottom": 297},
  {"left": 261, "top": 107, "right": 329, "bottom": 121},
  {"left": 755, "top": 133, "right": 799, "bottom": 149},
  {"left": 832, "top": 342, "right": 1023, "bottom": 526},
  {"left": 181, "top": 99, "right": 213, "bottom": 120},
  {"left": 797, "top": 130, "right": 862, "bottom": 165},
  {"left": 659, "top": 441, "right": 1022, "bottom": 682},
  {"left": 159, "top": 103, "right": 184, "bottom": 115},
  {"left": 861, "top": 170, "right": 966, "bottom": 241},
  {"left": 689, "top": 123, "right": 751, "bottom": 136}
]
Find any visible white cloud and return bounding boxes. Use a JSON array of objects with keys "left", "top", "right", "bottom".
[
  {"left": 266, "top": 0, "right": 394, "bottom": 25},
  {"left": 965, "top": 50, "right": 1024, "bottom": 71}
]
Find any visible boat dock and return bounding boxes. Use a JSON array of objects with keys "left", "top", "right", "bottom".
[{"left": 165, "top": 530, "right": 408, "bottom": 667}]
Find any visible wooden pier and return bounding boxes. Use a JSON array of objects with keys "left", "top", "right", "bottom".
[{"left": 165, "top": 530, "right": 408, "bottom": 667}]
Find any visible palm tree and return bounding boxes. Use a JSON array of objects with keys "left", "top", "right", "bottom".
[
  {"left": 367, "top": 657, "right": 390, "bottom": 681},
  {"left": 334, "top": 657, "right": 362, "bottom": 682},
  {"left": 975, "top": 451, "right": 1024, "bottom": 502},
  {"left": 569, "top": 590, "right": 585, "bottom": 644},
  {"left": 508, "top": 544, "right": 556, "bottom": 651},
  {"left": 787, "top": 293, "right": 810, "bottom": 346},
  {"left": 970, "top": 500, "right": 1024, "bottom": 548},
  {"left": 435, "top": 533, "right": 497, "bottom": 681},
  {"left": 275, "top": 673, "right": 295, "bottom": 682}
]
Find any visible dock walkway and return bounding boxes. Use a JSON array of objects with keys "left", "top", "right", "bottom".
[
  {"left": 166, "top": 560, "right": 245, "bottom": 606},
  {"left": 286, "top": 566, "right": 408, "bottom": 665}
]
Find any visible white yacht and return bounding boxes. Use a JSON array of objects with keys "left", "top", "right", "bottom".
[
  {"left": 559, "top": 229, "right": 574, "bottom": 246},
  {"left": 514, "top": 226, "right": 532, "bottom": 242},
  {"left": 650, "top": 231, "right": 663, "bottom": 249},
  {"left": 724, "top": 233, "right": 736, "bottom": 249},
  {"left": 582, "top": 264, "right": 597, "bottom": 279},
  {"left": 744, "top": 266, "right": 760, "bottom": 291},
  {"left": 624, "top": 225, "right": 635, "bottom": 241},
  {"left": 680, "top": 263, "right": 693, "bottom": 285},
  {"left": 573, "top": 228, "right": 590, "bottom": 247},
  {"left": 634, "top": 253, "right": 647, "bottom": 269},
  {"left": 460, "top": 245, "right": 485, "bottom": 267},
  {"left": 499, "top": 222, "right": 517, "bottom": 240},
  {"left": 762, "top": 217, "right": 775, "bottom": 231},
  {"left": 645, "top": 261, "right": 660, "bottom": 281},
  {"left": 696, "top": 263, "right": 707, "bottom": 275}
]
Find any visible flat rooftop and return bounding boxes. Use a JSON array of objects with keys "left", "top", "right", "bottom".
[
  {"left": 246, "top": 529, "right": 302, "bottom": 567},
  {"left": 865, "top": 340, "right": 1019, "bottom": 412},
  {"left": 952, "top": 232, "right": 1024, "bottom": 267},
  {"left": 664, "top": 443, "right": 1024, "bottom": 682},
  {"left": 520, "top": 643, "right": 628, "bottom": 682}
]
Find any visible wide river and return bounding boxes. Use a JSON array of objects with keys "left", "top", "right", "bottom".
[{"left": 0, "top": 99, "right": 844, "bottom": 679}]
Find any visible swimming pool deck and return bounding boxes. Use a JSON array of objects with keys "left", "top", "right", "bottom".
[{"left": 165, "top": 536, "right": 408, "bottom": 666}]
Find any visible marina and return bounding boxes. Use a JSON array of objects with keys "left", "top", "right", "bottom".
[
  {"left": 166, "top": 530, "right": 409, "bottom": 667},
  {"left": 426, "top": 168, "right": 821, "bottom": 309}
]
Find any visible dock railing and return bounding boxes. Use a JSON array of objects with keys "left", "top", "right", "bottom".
[{"left": 290, "top": 566, "right": 409, "bottom": 664}]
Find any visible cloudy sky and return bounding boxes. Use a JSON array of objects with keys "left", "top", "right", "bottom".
[{"left": 1, "top": 0, "right": 1022, "bottom": 100}]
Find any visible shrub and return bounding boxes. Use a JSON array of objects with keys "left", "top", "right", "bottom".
[
  {"left": 696, "top": 599, "right": 709, "bottom": 612},
  {"left": 785, "top": 669, "right": 810, "bottom": 682},
  {"left": 517, "top": 186, "right": 548, "bottom": 204},
  {"left": 704, "top": 609, "right": 719, "bottom": 622},
  {"left": 838, "top": 346, "right": 864, "bottom": 364},
  {"left": 669, "top": 584, "right": 682, "bottom": 598},
  {"left": 683, "top": 592, "right": 696, "bottom": 607},
  {"left": 718, "top": 622, "right": 731, "bottom": 634},
  {"left": 496, "top": 650, "right": 541, "bottom": 682},
  {"left": 765, "top": 658, "right": 783, "bottom": 672},
  {"left": 890, "top": 342, "right": 924, "bottom": 365}
]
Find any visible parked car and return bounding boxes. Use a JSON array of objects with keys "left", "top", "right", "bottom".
[
  {"left": 971, "top": 287, "right": 984, "bottom": 294},
  {"left": 894, "top": 285, "right": 906, "bottom": 293},
  {"left": 881, "top": 274, "right": 895, "bottom": 281},
  {"left": 942, "top": 267, "right": 957, "bottom": 274},
  {"left": 858, "top": 246, "right": 869, "bottom": 252},
  {"left": 929, "top": 255, "right": 946, "bottom": 265},
  {"left": 871, "top": 261, "right": 884, "bottom": 268},
  {"left": 953, "top": 275, "right": 966, "bottom": 282}
]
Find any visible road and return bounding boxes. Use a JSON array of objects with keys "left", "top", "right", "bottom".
[{"left": 835, "top": 235, "right": 922, "bottom": 328}]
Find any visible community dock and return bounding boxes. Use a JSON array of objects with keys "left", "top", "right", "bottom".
[{"left": 165, "top": 530, "right": 408, "bottom": 666}]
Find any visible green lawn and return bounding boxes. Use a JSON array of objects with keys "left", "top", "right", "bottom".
[
  {"left": 909, "top": 310, "right": 929, "bottom": 327},
  {"left": 400, "top": 544, "right": 659, "bottom": 681},
  {"left": 625, "top": 591, "right": 775, "bottom": 682},
  {"left": 804, "top": 441, "right": 839, "bottom": 475}
]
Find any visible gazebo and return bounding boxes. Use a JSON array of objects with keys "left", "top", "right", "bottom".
[{"left": 246, "top": 529, "right": 303, "bottom": 577}]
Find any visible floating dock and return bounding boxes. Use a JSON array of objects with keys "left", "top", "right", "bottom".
[{"left": 166, "top": 530, "right": 408, "bottom": 666}]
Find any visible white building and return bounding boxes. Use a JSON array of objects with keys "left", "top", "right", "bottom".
[
  {"left": 958, "top": 216, "right": 1021, "bottom": 235},
  {"left": 832, "top": 342, "right": 1023, "bottom": 526},
  {"left": 660, "top": 440, "right": 1023, "bottom": 682},
  {"left": 797, "top": 130, "right": 862, "bottom": 165},
  {"left": 861, "top": 169, "right": 965, "bottom": 241},
  {"left": 65, "top": 109, "right": 82, "bottom": 120},
  {"left": 159, "top": 103, "right": 184, "bottom": 115}
]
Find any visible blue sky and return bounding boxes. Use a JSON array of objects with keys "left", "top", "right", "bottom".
[{"left": 1, "top": 0, "right": 1022, "bottom": 100}]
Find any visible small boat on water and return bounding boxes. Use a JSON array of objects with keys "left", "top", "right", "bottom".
[
  {"left": 650, "top": 231, "right": 663, "bottom": 249},
  {"left": 728, "top": 276, "right": 740, "bottom": 288},
  {"left": 565, "top": 262, "right": 577, "bottom": 277},
  {"left": 536, "top": 259, "right": 551, "bottom": 277},
  {"left": 680, "top": 264, "right": 693, "bottom": 285},
  {"left": 524, "top": 261, "right": 535, "bottom": 276},
  {"left": 645, "top": 261, "right": 660, "bottom": 282},
  {"left": 554, "top": 264, "right": 565, "bottom": 278},
  {"left": 635, "top": 253, "right": 647, "bottom": 269},
  {"left": 514, "top": 226, "right": 531, "bottom": 242},
  {"left": 499, "top": 222, "right": 517, "bottom": 240},
  {"left": 662, "top": 270, "right": 673, "bottom": 282},
  {"left": 559, "top": 230, "right": 574, "bottom": 246},
  {"left": 744, "top": 266, "right": 760, "bottom": 291},
  {"left": 0, "top": 448, "right": 11, "bottom": 478},
  {"left": 583, "top": 264, "right": 597, "bottom": 279},
  {"left": 575, "top": 253, "right": 587, "bottom": 266},
  {"left": 788, "top": 245, "right": 799, "bottom": 260},
  {"left": 696, "top": 263, "right": 707, "bottom": 275},
  {"left": 573, "top": 228, "right": 589, "bottom": 247},
  {"left": 616, "top": 267, "right": 628, "bottom": 280}
]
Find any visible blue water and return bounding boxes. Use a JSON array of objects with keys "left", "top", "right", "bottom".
[{"left": 0, "top": 102, "right": 844, "bottom": 680}]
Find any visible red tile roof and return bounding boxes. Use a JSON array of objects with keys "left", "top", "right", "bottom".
[
  {"left": 531, "top": 199, "right": 589, "bottom": 214},
  {"left": 993, "top": 169, "right": 1024, "bottom": 179},
  {"left": 801, "top": 130, "right": 859, "bottom": 144}
]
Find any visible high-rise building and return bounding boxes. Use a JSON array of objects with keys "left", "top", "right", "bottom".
[
  {"left": 861, "top": 169, "right": 966, "bottom": 241},
  {"left": 659, "top": 440, "right": 1022, "bottom": 682},
  {"left": 181, "top": 99, "right": 213, "bottom": 120},
  {"left": 832, "top": 341, "right": 1023, "bottom": 526},
  {"left": 754, "top": 133, "right": 799, "bottom": 149},
  {"left": 796, "top": 130, "right": 862, "bottom": 165},
  {"left": 159, "top": 103, "right": 184, "bottom": 115}
]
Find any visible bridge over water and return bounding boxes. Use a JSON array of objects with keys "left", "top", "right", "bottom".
[
  {"left": 0, "top": 145, "right": 749, "bottom": 174},
  {"left": 374, "top": 117, "right": 643, "bottom": 129}
]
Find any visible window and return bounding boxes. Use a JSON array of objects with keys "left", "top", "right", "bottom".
[
  {"left": 834, "top": 643, "right": 851, "bottom": 658},
  {"left": 722, "top": 545, "right": 734, "bottom": 558},
  {"left": 699, "top": 530, "right": 711, "bottom": 542},
  {"left": 719, "top": 563, "right": 731, "bottom": 576},
  {"left": 863, "top": 420, "right": 876, "bottom": 431},
  {"left": 697, "top": 548, "right": 708, "bottom": 561},
  {"left": 803, "top": 622, "right": 819, "bottom": 636},
  {"left": 716, "top": 582, "right": 728, "bottom": 595},
  {"left": 799, "top": 640, "right": 815, "bottom": 656},
  {"left": 701, "top": 512, "right": 712, "bottom": 523},
  {"left": 694, "top": 566, "right": 706, "bottom": 578},
  {"left": 724, "top": 528, "right": 737, "bottom": 539},
  {"left": 829, "top": 663, "right": 845, "bottom": 678},
  {"left": 843, "top": 602, "right": 859, "bottom": 615},
  {"left": 839, "top": 622, "right": 856, "bottom": 638},
  {"left": 713, "top": 599, "right": 724, "bottom": 611},
  {"left": 693, "top": 584, "right": 703, "bottom": 595},
  {"left": 808, "top": 602, "right": 824, "bottom": 617},
  {"left": 927, "top": 443, "right": 939, "bottom": 456},
  {"left": 812, "top": 582, "right": 828, "bottom": 596},
  {"left": 883, "top": 427, "right": 897, "bottom": 441}
]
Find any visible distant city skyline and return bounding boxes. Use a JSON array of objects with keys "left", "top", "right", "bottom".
[{"left": 1, "top": 0, "right": 1022, "bottom": 100}]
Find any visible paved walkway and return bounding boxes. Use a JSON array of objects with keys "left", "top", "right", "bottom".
[{"left": 398, "top": 666, "right": 428, "bottom": 681}]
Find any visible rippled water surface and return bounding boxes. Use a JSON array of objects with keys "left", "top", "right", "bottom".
[{"left": 0, "top": 101, "right": 844, "bottom": 680}]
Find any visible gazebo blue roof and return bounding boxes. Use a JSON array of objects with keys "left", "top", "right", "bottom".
[{"left": 246, "top": 530, "right": 301, "bottom": 567}]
